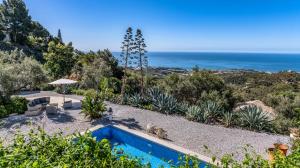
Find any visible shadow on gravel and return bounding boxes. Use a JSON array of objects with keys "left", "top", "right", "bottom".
[
  {"left": 18, "top": 91, "right": 41, "bottom": 95},
  {"left": 47, "top": 112, "right": 75, "bottom": 123},
  {"left": 111, "top": 118, "right": 143, "bottom": 130},
  {"left": 0, "top": 115, "right": 42, "bottom": 130}
]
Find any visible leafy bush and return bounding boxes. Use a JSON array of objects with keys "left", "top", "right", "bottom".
[
  {"left": 238, "top": 105, "right": 272, "bottom": 131},
  {"left": 81, "top": 93, "right": 106, "bottom": 119},
  {"left": 10, "top": 96, "right": 28, "bottom": 114},
  {"left": 0, "top": 96, "right": 27, "bottom": 118},
  {"left": 0, "top": 105, "right": 7, "bottom": 118},
  {"left": 0, "top": 129, "right": 144, "bottom": 168}
]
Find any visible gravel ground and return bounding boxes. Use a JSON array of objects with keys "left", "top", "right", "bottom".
[{"left": 0, "top": 91, "right": 290, "bottom": 160}]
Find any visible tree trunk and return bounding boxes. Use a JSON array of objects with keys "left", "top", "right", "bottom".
[
  {"left": 120, "top": 49, "right": 129, "bottom": 104},
  {"left": 139, "top": 51, "right": 144, "bottom": 96}
]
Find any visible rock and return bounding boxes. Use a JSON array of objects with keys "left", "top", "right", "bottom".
[
  {"left": 289, "top": 128, "right": 300, "bottom": 140},
  {"left": 154, "top": 127, "right": 168, "bottom": 139},
  {"left": 146, "top": 123, "right": 156, "bottom": 134}
]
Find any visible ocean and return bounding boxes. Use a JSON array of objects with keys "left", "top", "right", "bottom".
[{"left": 112, "top": 52, "right": 300, "bottom": 72}]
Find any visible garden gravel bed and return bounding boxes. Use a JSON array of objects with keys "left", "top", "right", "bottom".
[{"left": 0, "top": 91, "right": 290, "bottom": 160}]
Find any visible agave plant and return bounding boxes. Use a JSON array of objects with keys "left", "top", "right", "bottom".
[
  {"left": 152, "top": 93, "right": 178, "bottom": 114},
  {"left": 178, "top": 102, "right": 190, "bottom": 115},
  {"left": 147, "top": 87, "right": 163, "bottom": 102},
  {"left": 186, "top": 105, "right": 207, "bottom": 123},
  {"left": 222, "top": 111, "right": 235, "bottom": 127},
  {"left": 129, "top": 93, "right": 144, "bottom": 107},
  {"left": 200, "top": 100, "right": 224, "bottom": 122},
  {"left": 239, "top": 105, "right": 271, "bottom": 131}
]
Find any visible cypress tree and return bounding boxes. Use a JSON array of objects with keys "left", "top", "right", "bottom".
[
  {"left": 57, "top": 29, "right": 63, "bottom": 43},
  {"left": 120, "top": 27, "right": 134, "bottom": 103}
]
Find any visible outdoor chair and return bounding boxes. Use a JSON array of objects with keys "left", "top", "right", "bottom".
[
  {"left": 63, "top": 100, "right": 72, "bottom": 109},
  {"left": 46, "top": 103, "right": 58, "bottom": 115}
]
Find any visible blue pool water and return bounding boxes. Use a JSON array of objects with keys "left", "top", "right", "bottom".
[{"left": 92, "top": 126, "right": 208, "bottom": 168}]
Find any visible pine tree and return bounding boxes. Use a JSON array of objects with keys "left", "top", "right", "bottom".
[
  {"left": 0, "top": 0, "right": 32, "bottom": 44},
  {"left": 57, "top": 29, "right": 63, "bottom": 43},
  {"left": 120, "top": 27, "right": 134, "bottom": 103},
  {"left": 133, "top": 29, "right": 147, "bottom": 95}
]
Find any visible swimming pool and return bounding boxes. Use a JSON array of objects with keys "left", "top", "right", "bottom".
[{"left": 91, "top": 125, "right": 209, "bottom": 168}]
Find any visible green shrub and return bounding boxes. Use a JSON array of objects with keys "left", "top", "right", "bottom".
[
  {"left": 81, "top": 93, "right": 106, "bottom": 119},
  {"left": 0, "top": 105, "right": 7, "bottom": 118},
  {"left": 10, "top": 96, "right": 28, "bottom": 114},
  {"left": 0, "top": 129, "right": 144, "bottom": 168},
  {"left": 238, "top": 105, "right": 272, "bottom": 131}
]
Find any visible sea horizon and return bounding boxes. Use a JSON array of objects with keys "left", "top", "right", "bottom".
[{"left": 113, "top": 51, "right": 300, "bottom": 72}]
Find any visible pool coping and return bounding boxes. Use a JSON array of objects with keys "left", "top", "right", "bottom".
[{"left": 85, "top": 124, "right": 220, "bottom": 166}]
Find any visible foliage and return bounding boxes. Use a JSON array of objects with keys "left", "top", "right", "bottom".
[
  {"left": 9, "top": 96, "right": 28, "bottom": 114},
  {"left": 81, "top": 93, "right": 106, "bottom": 119},
  {"left": 74, "top": 50, "right": 119, "bottom": 89},
  {"left": 160, "top": 71, "right": 236, "bottom": 111},
  {"left": 0, "top": 56, "right": 47, "bottom": 97},
  {"left": 0, "top": 105, "right": 7, "bottom": 118},
  {"left": 0, "top": 0, "right": 32, "bottom": 44},
  {"left": 238, "top": 105, "right": 272, "bottom": 131},
  {"left": 0, "top": 129, "right": 144, "bottom": 168},
  {"left": 0, "top": 96, "right": 27, "bottom": 118},
  {"left": 0, "top": 0, "right": 50, "bottom": 61},
  {"left": 44, "top": 41, "right": 75, "bottom": 78}
]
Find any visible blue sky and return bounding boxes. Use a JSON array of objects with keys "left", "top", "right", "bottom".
[{"left": 24, "top": 0, "right": 300, "bottom": 52}]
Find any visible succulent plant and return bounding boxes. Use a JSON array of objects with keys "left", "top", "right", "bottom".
[
  {"left": 222, "top": 111, "right": 235, "bottom": 127},
  {"left": 147, "top": 87, "right": 163, "bottom": 101},
  {"left": 178, "top": 102, "right": 190, "bottom": 115},
  {"left": 129, "top": 93, "right": 144, "bottom": 107},
  {"left": 239, "top": 105, "right": 271, "bottom": 131},
  {"left": 199, "top": 100, "right": 224, "bottom": 123},
  {"left": 152, "top": 93, "right": 178, "bottom": 114}
]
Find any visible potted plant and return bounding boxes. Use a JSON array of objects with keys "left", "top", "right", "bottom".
[
  {"left": 273, "top": 140, "right": 289, "bottom": 156},
  {"left": 267, "top": 147, "right": 275, "bottom": 162}
]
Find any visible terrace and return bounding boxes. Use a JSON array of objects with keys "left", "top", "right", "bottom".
[{"left": 0, "top": 91, "right": 290, "bottom": 161}]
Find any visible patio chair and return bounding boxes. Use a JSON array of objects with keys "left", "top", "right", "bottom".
[
  {"left": 63, "top": 100, "right": 72, "bottom": 109},
  {"left": 46, "top": 103, "right": 58, "bottom": 115}
]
